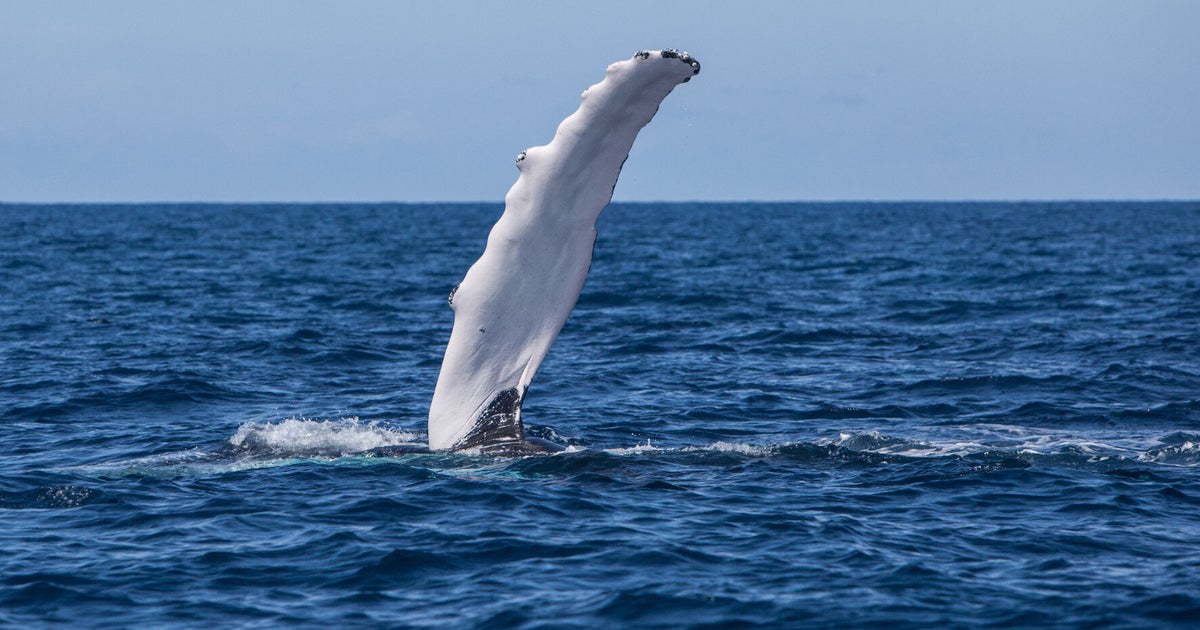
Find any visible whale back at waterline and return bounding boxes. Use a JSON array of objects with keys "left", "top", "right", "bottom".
[{"left": 427, "top": 50, "right": 700, "bottom": 452}]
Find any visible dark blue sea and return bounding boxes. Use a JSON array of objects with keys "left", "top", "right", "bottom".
[{"left": 2, "top": 202, "right": 1198, "bottom": 628}]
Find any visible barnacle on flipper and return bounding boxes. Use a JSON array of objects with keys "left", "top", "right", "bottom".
[{"left": 634, "top": 49, "right": 701, "bottom": 81}]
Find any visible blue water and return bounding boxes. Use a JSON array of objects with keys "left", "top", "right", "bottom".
[{"left": 2, "top": 202, "right": 1199, "bottom": 628}]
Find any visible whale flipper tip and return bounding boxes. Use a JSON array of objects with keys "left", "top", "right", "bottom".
[{"left": 633, "top": 48, "right": 701, "bottom": 78}]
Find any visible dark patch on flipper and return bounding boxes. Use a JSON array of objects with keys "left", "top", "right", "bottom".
[
  {"left": 450, "top": 388, "right": 567, "bottom": 455},
  {"left": 454, "top": 387, "right": 526, "bottom": 450}
]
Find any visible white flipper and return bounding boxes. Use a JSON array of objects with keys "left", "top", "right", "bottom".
[{"left": 427, "top": 50, "right": 700, "bottom": 451}]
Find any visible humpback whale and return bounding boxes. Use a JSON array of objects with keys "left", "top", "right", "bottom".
[{"left": 427, "top": 49, "right": 700, "bottom": 454}]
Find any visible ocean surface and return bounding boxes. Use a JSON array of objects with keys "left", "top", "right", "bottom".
[{"left": 2, "top": 201, "right": 1198, "bottom": 628}]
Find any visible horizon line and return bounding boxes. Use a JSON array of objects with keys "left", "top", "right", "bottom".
[{"left": 3, "top": 198, "right": 1199, "bottom": 206}]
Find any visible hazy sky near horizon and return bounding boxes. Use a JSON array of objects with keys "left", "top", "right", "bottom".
[{"left": 2, "top": 1, "right": 1197, "bottom": 202}]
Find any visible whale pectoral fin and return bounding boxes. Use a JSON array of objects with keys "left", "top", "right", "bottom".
[
  {"left": 427, "top": 50, "right": 699, "bottom": 454},
  {"left": 453, "top": 386, "right": 526, "bottom": 450}
]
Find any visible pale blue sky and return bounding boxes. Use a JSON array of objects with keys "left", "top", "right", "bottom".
[{"left": 2, "top": 1, "right": 1197, "bottom": 202}]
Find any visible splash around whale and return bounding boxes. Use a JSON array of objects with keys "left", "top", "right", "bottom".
[{"left": 426, "top": 49, "right": 700, "bottom": 455}]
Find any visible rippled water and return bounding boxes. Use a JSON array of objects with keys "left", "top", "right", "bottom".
[{"left": 2, "top": 202, "right": 1198, "bottom": 627}]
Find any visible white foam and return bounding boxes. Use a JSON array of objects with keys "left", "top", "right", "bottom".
[
  {"left": 228, "top": 417, "right": 421, "bottom": 456},
  {"left": 606, "top": 439, "right": 663, "bottom": 455},
  {"left": 683, "top": 441, "right": 774, "bottom": 456},
  {"left": 439, "top": 430, "right": 1199, "bottom": 467},
  {"left": 815, "top": 425, "right": 1200, "bottom": 465},
  {"left": 1139, "top": 440, "right": 1200, "bottom": 466}
]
